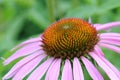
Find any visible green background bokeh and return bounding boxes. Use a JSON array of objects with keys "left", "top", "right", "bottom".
[{"left": 0, "top": 0, "right": 120, "bottom": 80}]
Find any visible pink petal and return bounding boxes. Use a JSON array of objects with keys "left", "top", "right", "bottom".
[
  {"left": 81, "top": 56, "right": 104, "bottom": 80},
  {"left": 27, "top": 58, "right": 54, "bottom": 80},
  {"left": 62, "top": 59, "right": 73, "bottom": 80},
  {"left": 100, "top": 56, "right": 120, "bottom": 78},
  {"left": 101, "top": 36, "right": 120, "bottom": 41},
  {"left": 93, "top": 24, "right": 102, "bottom": 28},
  {"left": 45, "top": 58, "right": 61, "bottom": 80},
  {"left": 90, "top": 52, "right": 120, "bottom": 80},
  {"left": 4, "top": 42, "right": 42, "bottom": 65},
  {"left": 96, "top": 22, "right": 120, "bottom": 31},
  {"left": 94, "top": 45, "right": 104, "bottom": 56},
  {"left": 3, "top": 50, "right": 45, "bottom": 80},
  {"left": 93, "top": 50, "right": 120, "bottom": 79},
  {"left": 94, "top": 47, "right": 120, "bottom": 78},
  {"left": 98, "top": 43, "right": 120, "bottom": 54},
  {"left": 73, "top": 57, "right": 84, "bottom": 80},
  {"left": 100, "top": 33, "right": 120, "bottom": 37},
  {"left": 11, "top": 36, "right": 42, "bottom": 51},
  {"left": 12, "top": 54, "right": 46, "bottom": 80},
  {"left": 99, "top": 40, "right": 120, "bottom": 46}
]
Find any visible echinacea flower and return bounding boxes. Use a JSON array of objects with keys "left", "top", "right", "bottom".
[{"left": 2, "top": 18, "right": 120, "bottom": 80}]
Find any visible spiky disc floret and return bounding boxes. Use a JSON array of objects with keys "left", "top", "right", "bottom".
[{"left": 42, "top": 18, "right": 99, "bottom": 59}]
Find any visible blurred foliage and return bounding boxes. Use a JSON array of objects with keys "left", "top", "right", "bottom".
[{"left": 0, "top": 0, "right": 120, "bottom": 79}]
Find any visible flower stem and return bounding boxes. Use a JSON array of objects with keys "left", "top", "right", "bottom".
[{"left": 46, "top": 0, "right": 55, "bottom": 22}]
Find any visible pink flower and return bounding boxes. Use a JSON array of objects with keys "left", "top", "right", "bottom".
[{"left": 2, "top": 18, "right": 120, "bottom": 80}]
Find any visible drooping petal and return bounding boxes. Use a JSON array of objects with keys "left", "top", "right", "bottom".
[
  {"left": 62, "top": 59, "right": 73, "bottom": 80},
  {"left": 96, "top": 22, "right": 120, "bottom": 31},
  {"left": 4, "top": 42, "right": 42, "bottom": 65},
  {"left": 99, "top": 40, "right": 120, "bottom": 46},
  {"left": 94, "top": 49, "right": 120, "bottom": 79},
  {"left": 93, "top": 24, "right": 102, "bottom": 28},
  {"left": 98, "top": 43, "right": 120, "bottom": 54},
  {"left": 101, "top": 36, "right": 120, "bottom": 41},
  {"left": 45, "top": 59, "right": 61, "bottom": 80},
  {"left": 27, "top": 58, "right": 54, "bottom": 80},
  {"left": 90, "top": 52, "right": 120, "bottom": 80},
  {"left": 99, "top": 56, "right": 120, "bottom": 79},
  {"left": 12, "top": 54, "right": 46, "bottom": 80},
  {"left": 100, "top": 33, "right": 120, "bottom": 37},
  {"left": 3, "top": 50, "right": 45, "bottom": 80},
  {"left": 11, "top": 36, "right": 42, "bottom": 51},
  {"left": 81, "top": 56, "right": 104, "bottom": 80},
  {"left": 94, "top": 45, "right": 104, "bottom": 56},
  {"left": 73, "top": 57, "right": 84, "bottom": 80}
]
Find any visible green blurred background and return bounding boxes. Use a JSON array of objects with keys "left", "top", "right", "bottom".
[{"left": 0, "top": 0, "right": 120, "bottom": 79}]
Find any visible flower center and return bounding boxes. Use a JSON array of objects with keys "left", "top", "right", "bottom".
[{"left": 42, "top": 18, "right": 99, "bottom": 59}]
